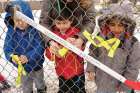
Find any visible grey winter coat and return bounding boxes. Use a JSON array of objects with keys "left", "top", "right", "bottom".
[{"left": 86, "top": 3, "right": 140, "bottom": 93}]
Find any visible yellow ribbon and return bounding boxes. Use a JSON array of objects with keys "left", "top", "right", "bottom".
[
  {"left": 58, "top": 48, "right": 68, "bottom": 57},
  {"left": 10, "top": 54, "right": 26, "bottom": 87},
  {"left": 83, "top": 31, "right": 121, "bottom": 57}
]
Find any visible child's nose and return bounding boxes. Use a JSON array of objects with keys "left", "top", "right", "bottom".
[
  {"left": 60, "top": 24, "right": 64, "bottom": 28},
  {"left": 114, "top": 26, "right": 120, "bottom": 32},
  {"left": 18, "top": 21, "right": 25, "bottom": 26},
  {"left": 19, "top": 21, "right": 22, "bottom": 25}
]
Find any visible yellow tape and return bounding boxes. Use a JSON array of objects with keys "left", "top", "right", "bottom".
[
  {"left": 11, "top": 54, "right": 26, "bottom": 87},
  {"left": 58, "top": 48, "right": 68, "bottom": 57},
  {"left": 108, "top": 39, "right": 120, "bottom": 57},
  {"left": 83, "top": 31, "right": 98, "bottom": 47},
  {"left": 83, "top": 31, "right": 121, "bottom": 57}
]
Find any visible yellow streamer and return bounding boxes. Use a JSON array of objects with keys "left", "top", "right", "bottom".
[
  {"left": 82, "top": 31, "right": 98, "bottom": 47},
  {"left": 10, "top": 54, "right": 26, "bottom": 87},
  {"left": 58, "top": 48, "right": 68, "bottom": 57},
  {"left": 83, "top": 31, "right": 121, "bottom": 57},
  {"left": 108, "top": 39, "right": 120, "bottom": 57}
]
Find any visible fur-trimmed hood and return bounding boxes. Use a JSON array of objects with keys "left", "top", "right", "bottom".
[{"left": 98, "top": 3, "right": 136, "bottom": 36}]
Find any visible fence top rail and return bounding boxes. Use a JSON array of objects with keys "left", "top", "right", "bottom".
[{"left": 0, "top": 0, "right": 43, "bottom": 13}]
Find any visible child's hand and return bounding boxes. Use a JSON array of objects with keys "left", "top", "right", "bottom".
[
  {"left": 74, "top": 38, "right": 83, "bottom": 49},
  {"left": 87, "top": 72, "right": 95, "bottom": 81},
  {"left": 67, "top": 37, "right": 83, "bottom": 49},
  {"left": 49, "top": 41, "right": 61, "bottom": 55},
  {"left": 50, "top": 40, "right": 59, "bottom": 47},
  {"left": 66, "top": 37, "right": 76, "bottom": 44},
  {"left": 19, "top": 55, "right": 28, "bottom": 64}
]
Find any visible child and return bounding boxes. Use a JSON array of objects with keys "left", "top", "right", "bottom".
[
  {"left": 40, "top": 0, "right": 95, "bottom": 29},
  {"left": 86, "top": 3, "right": 140, "bottom": 93},
  {"left": 45, "top": 8, "right": 86, "bottom": 93},
  {"left": 4, "top": 1, "right": 46, "bottom": 93},
  {"left": 40, "top": 0, "right": 95, "bottom": 47}
]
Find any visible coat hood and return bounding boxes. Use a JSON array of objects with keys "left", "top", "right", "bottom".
[
  {"left": 4, "top": 0, "right": 33, "bottom": 27},
  {"left": 98, "top": 3, "right": 136, "bottom": 36}
]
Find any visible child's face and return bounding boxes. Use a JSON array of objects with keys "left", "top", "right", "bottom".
[
  {"left": 15, "top": 19, "right": 28, "bottom": 30},
  {"left": 55, "top": 19, "right": 72, "bottom": 32},
  {"left": 108, "top": 20, "right": 125, "bottom": 36}
]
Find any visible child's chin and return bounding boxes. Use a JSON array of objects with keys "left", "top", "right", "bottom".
[{"left": 18, "top": 27, "right": 26, "bottom": 31}]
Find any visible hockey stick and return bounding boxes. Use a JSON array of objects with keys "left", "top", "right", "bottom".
[{"left": 15, "top": 11, "right": 140, "bottom": 90}]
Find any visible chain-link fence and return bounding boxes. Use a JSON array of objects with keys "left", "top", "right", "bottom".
[{"left": 1, "top": 0, "right": 140, "bottom": 93}]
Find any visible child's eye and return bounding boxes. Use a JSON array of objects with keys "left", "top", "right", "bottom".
[
  {"left": 63, "top": 22, "right": 66, "bottom": 24},
  {"left": 56, "top": 22, "right": 61, "bottom": 25},
  {"left": 118, "top": 23, "right": 123, "bottom": 27},
  {"left": 109, "top": 23, "right": 115, "bottom": 26}
]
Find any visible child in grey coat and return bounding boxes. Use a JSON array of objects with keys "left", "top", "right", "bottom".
[{"left": 87, "top": 3, "right": 140, "bottom": 93}]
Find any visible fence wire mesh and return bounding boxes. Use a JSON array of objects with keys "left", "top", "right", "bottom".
[{"left": 0, "top": 0, "right": 140, "bottom": 93}]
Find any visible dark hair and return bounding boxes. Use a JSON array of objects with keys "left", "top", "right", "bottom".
[
  {"left": 50, "top": 8, "right": 73, "bottom": 21},
  {"left": 58, "top": 8, "right": 74, "bottom": 21}
]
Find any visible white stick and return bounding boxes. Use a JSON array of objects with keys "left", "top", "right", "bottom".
[
  {"left": 85, "top": 15, "right": 101, "bottom": 53},
  {"left": 92, "top": 15, "right": 101, "bottom": 37}
]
